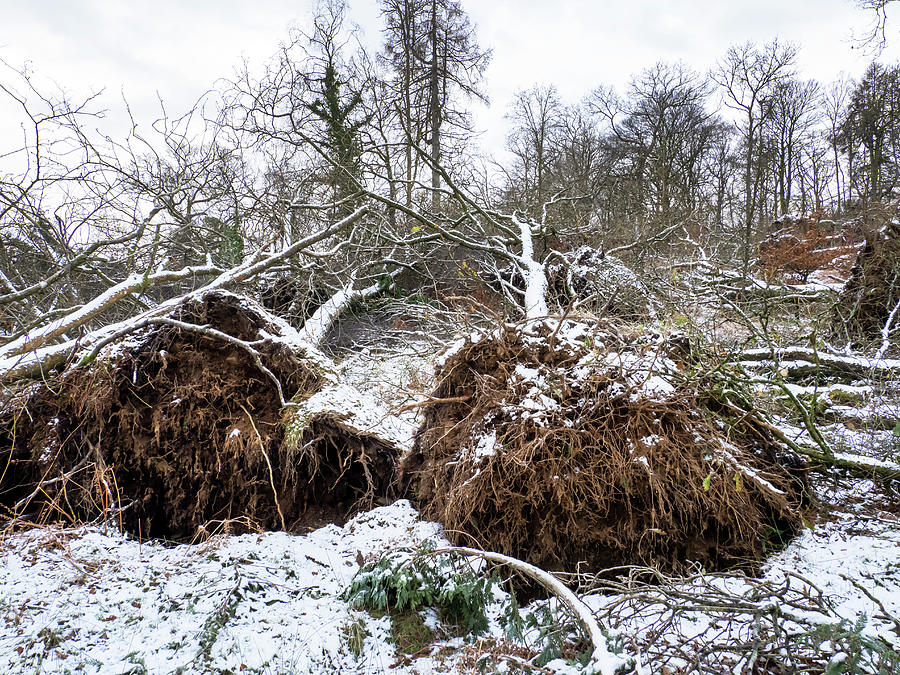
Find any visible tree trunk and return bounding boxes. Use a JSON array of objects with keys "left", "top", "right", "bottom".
[{"left": 429, "top": 0, "right": 441, "bottom": 213}]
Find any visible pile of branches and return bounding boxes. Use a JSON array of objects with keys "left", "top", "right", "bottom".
[
  {"left": 586, "top": 565, "right": 900, "bottom": 674},
  {"left": 403, "top": 320, "right": 806, "bottom": 573},
  {"left": 0, "top": 291, "right": 399, "bottom": 538}
]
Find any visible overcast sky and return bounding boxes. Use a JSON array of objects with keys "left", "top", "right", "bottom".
[{"left": 2, "top": 0, "right": 900, "bottom": 158}]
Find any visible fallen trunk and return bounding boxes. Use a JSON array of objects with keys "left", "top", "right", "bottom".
[{"left": 737, "top": 346, "right": 900, "bottom": 381}]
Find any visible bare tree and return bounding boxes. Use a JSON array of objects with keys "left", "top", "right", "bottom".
[
  {"left": 378, "top": 0, "right": 490, "bottom": 212},
  {"left": 503, "top": 85, "right": 565, "bottom": 218},
  {"left": 824, "top": 75, "right": 853, "bottom": 209},
  {"left": 766, "top": 78, "right": 822, "bottom": 216},
  {"left": 712, "top": 40, "right": 797, "bottom": 277}
]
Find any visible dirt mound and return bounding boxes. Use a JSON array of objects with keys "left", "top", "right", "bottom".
[
  {"left": 834, "top": 216, "right": 900, "bottom": 345},
  {"left": 403, "top": 320, "right": 805, "bottom": 572},
  {"left": 0, "top": 291, "right": 399, "bottom": 538}
]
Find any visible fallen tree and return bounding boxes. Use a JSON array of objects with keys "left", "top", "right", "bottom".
[
  {"left": 403, "top": 320, "right": 807, "bottom": 573},
  {"left": 547, "top": 246, "right": 656, "bottom": 318},
  {"left": 0, "top": 207, "right": 372, "bottom": 384},
  {"left": 0, "top": 290, "right": 400, "bottom": 537},
  {"left": 737, "top": 346, "right": 900, "bottom": 381}
]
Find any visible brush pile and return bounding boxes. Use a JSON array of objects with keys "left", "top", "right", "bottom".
[
  {"left": 0, "top": 291, "right": 399, "bottom": 538},
  {"left": 404, "top": 320, "right": 806, "bottom": 572}
]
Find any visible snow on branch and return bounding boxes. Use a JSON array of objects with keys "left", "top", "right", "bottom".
[{"left": 0, "top": 207, "right": 370, "bottom": 383}]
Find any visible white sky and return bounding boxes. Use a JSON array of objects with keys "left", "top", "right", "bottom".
[{"left": 2, "top": 0, "right": 899, "bottom": 160}]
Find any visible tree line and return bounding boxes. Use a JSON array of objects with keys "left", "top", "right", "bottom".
[{"left": 3, "top": 0, "right": 900, "bottom": 346}]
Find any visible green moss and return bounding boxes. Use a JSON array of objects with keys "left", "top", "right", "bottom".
[
  {"left": 828, "top": 388, "right": 867, "bottom": 405},
  {"left": 389, "top": 610, "right": 434, "bottom": 655}
]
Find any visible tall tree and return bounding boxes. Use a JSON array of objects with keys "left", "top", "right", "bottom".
[
  {"left": 713, "top": 40, "right": 796, "bottom": 275},
  {"left": 841, "top": 61, "right": 900, "bottom": 199},
  {"left": 379, "top": 0, "right": 490, "bottom": 212},
  {"left": 504, "top": 85, "right": 564, "bottom": 217},
  {"left": 766, "top": 78, "right": 821, "bottom": 216}
]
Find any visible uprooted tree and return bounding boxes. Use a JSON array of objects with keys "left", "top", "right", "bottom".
[
  {"left": 401, "top": 320, "right": 807, "bottom": 573},
  {"left": 0, "top": 291, "right": 401, "bottom": 535},
  {"left": 1, "top": 28, "right": 896, "bottom": 576}
]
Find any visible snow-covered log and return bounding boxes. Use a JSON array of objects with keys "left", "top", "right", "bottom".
[
  {"left": 737, "top": 346, "right": 900, "bottom": 380},
  {"left": 296, "top": 267, "right": 402, "bottom": 345},
  {"left": 512, "top": 214, "right": 548, "bottom": 319},
  {"left": 0, "top": 263, "right": 222, "bottom": 360}
]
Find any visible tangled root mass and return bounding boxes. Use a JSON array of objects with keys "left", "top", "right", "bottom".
[
  {"left": 404, "top": 320, "right": 805, "bottom": 573},
  {"left": 0, "top": 291, "right": 397, "bottom": 538}
]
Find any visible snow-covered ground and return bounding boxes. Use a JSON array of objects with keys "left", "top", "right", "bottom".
[
  {"left": 0, "top": 502, "right": 457, "bottom": 674},
  {"left": 1, "top": 476, "right": 898, "bottom": 674}
]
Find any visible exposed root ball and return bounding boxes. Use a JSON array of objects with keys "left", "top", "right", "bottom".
[
  {"left": 0, "top": 291, "right": 398, "bottom": 537},
  {"left": 404, "top": 321, "right": 804, "bottom": 572},
  {"left": 546, "top": 247, "right": 655, "bottom": 319},
  {"left": 835, "top": 216, "right": 900, "bottom": 345}
]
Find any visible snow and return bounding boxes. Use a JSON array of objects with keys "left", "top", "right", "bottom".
[
  {"left": 714, "top": 440, "right": 786, "bottom": 496},
  {"left": 0, "top": 501, "right": 443, "bottom": 674},
  {"left": 579, "top": 474, "right": 900, "bottom": 672},
  {"left": 601, "top": 351, "right": 678, "bottom": 399},
  {"left": 0, "top": 501, "right": 628, "bottom": 675},
  {"left": 292, "top": 382, "right": 411, "bottom": 451},
  {"left": 337, "top": 343, "right": 437, "bottom": 452},
  {"left": 470, "top": 429, "right": 498, "bottom": 461}
]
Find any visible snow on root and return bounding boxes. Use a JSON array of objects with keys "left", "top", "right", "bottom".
[
  {"left": 403, "top": 319, "right": 807, "bottom": 572},
  {"left": 0, "top": 290, "right": 399, "bottom": 538}
]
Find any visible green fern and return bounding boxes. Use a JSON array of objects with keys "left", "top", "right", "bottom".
[{"left": 343, "top": 544, "right": 497, "bottom": 634}]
